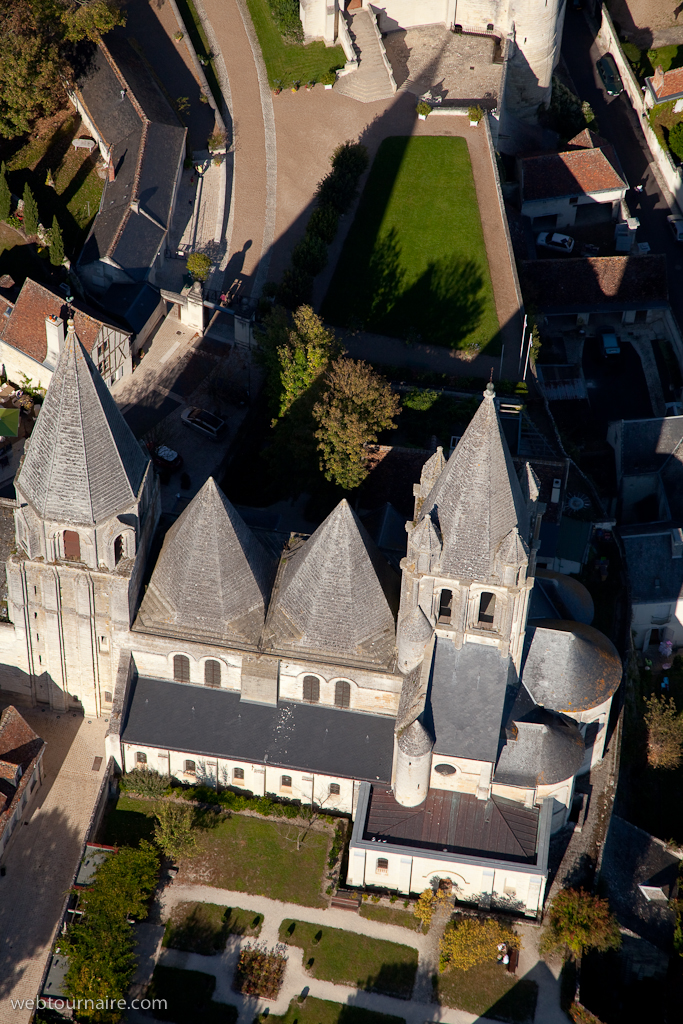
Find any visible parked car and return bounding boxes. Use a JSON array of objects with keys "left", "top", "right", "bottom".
[
  {"left": 536, "top": 231, "right": 575, "bottom": 254},
  {"left": 180, "top": 406, "right": 227, "bottom": 440},
  {"left": 148, "top": 443, "right": 183, "bottom": 471},
  {"left": 596, "top": 54, "right": 623, "bottom": 96},
  {"left": 600, "top": 330, "right": 621, "bottom": 357},
  {"left": 667, "top": 214, "right": 683, "bottom": 242}
]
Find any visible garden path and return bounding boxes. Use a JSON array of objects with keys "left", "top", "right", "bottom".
[{"left": 131, "top": 882, "right": 565, "bottom": 1024}]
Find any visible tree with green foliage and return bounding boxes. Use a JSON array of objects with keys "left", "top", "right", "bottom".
[
  {"left": 643, "top": 694, "right": 683, "bottom": 769},
  {"left": 259, "top": 305, "right": 339, "bottom": 420},
  {"left": 668, "top": 122, "right": 683, "bottom": 162},
  {"left": 186, "top": 250, "right": 212, "bottom": 281},
  {"left": 49, "top": 214, "right": 64, "bottom": 266},
  {"left": 0, "top": 164, "right": 10, "bottom": 223},
  {"left": 291, "top": 233, "right": 328, "bottom": 276},
  {"left": 439, "top": 917, "right": 519, "bottom": 972},
  {"left": 307, "top": 204, "right": 338, "bottom": 244},
  {"left": 22, "top": 183, "right": 39, "bottom": 237},
  {"left": 313, "top": 357, "right": 400, "bottom": 490},
  {"left": 540, "top": 888, "right": 621, "bottom": 961},
  {"left": 153, "top": 800, "right": 198, "bottom": 861}
]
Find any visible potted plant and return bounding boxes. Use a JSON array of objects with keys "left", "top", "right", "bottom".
[
  {"left": 321, "top": 70, "right": 336, "bottom": 90},
  {"left": 468, "top": 105, "right": 484, "bottom": 126},
  {"left": 273, "top": 79, "right": 283, "bottom": 95},
  {"left": 416, "top": 101, "right": 431, "bottom": 121},
  {"left": 306, "top": 79, "right": 316, "bottom": 91},
  {"left": 174, "top": 30, "right": 183, "bottom": 42},
  {"left": 291, "top": 80, "right": 300, "bottom": 93}
]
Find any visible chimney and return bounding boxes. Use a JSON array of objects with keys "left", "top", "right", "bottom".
[
  {"left": 672, "top": 527, "right": 683, "bottom": 559},
  {"left": 654, "top": 65, "right": 665, "bottom": 96},
  {"left": 108, "top": 160, "right": 115, "bottom": 182},
  {"left": 45, "top": 314, "right": 64, "bottom": 368}
]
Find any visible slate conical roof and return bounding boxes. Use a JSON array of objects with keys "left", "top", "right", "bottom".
[
  {"left": 418, "top": 384, "right": 529, "bottom": 581},
  {"left": 266, "top": 499, "right": 398, "bottom": 665},
  {"left": 137, "top": 478, "right": 273, "bottom": 644},
  {"left": 16, "top": 320, "right": 148, "bottom": 526}
]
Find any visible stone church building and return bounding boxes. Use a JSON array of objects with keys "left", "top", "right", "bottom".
[{"left": 0, "top": 324, "right": 622, "bottom": 914}]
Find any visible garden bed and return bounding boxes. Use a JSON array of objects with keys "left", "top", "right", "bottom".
[
  {"left": 264, "top": 997, "right": 406, "bottom": 1024},
  {"left": 233, "top": 941, "right": 288, "bottom": 998},
  {"left": 435, "top": 961, "right": 537, "bottom": 1022},
  {"left": 245, "top": 0, "right": 345, "bottom": 88},
  {"left": 163, "top": 902, "right": 263, "bottom": 954},
  {"left": 279, "top": 919, "right": 418, "bottom": 998},
  {"left": 322, "top": 136, "right": 500, "bottom": 355},
  {"left": 148, "top": 965, "right": 238, "bottom": 1024}
]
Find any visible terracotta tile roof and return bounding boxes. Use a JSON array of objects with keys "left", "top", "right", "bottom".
[
  {"left": 521, "top": 146, "right": 626, "bottom": 201},
  {"left": 0, "top": 706, "right": 45, "bottom": 826},
  {"left": 519, "top": 256, "right": 668, "bottom": 310},
  {"left": 652, "top": 66, "right": 683, "bottom": 100},
  {"left": 0, "top": 279, "right": 119, "bottom": 364}
]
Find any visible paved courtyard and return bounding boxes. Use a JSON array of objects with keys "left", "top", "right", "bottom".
[
  {"left": 384, "top": 27, "right": 504, "bottom": 105},
  {"left": 0, "top": 707, "right": 108, "bottom": 1024},
  {"left": 606, "top": 0, "right": 683, "bottom": 46}
]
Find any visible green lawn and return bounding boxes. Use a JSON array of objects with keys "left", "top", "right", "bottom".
[
  {"left": 436, "top": 962, "right": 538, "bottom": 1022},
  {"left": 358, "top": 904, "right": 423, "bottom": 932},
  {"left": 175, "top": 0, "right": 224, "bottom": 111},
  {"left": 322, "top": 136, "right": 500, "bottom": 354},
  {"left": 265, "top": 997, "right": 406, "bottom": 1024},
  {"left": 279, "top": 919, "right": 418, "bottom": 998},
  {"left": 98, "top": 793, "right": 157, "bottom": 848},
  {"left": 245, "top": 0, "right": 345, "bottom": 87},
  {"left": 163, "top": 902, "right": 263, "bottom": 954},
  {"left": 148, "top": 966, "right": 237, "bottom": 1024}
]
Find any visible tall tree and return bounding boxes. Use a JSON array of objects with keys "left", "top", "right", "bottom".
[
  {"left": 540, "top": 888, "right": 621, "bottom": 961},
  {"left": 0, "top": 164, "right": 10, "bottom": 222},
  {"left": 258, "top": 304, "right": 339, "bottom": 420},
  {"left": 49, "top": 213, "right": 64, "bottom": 265},
  {"left": 313, "top": 357, "right": 400, "bottom": 490},
  {"left": 22, "top": 182, "right": 39, "bottom": 237}
]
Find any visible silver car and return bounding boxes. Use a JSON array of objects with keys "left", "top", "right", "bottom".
[{"left": 536, "top": 231, "right": 575, "bottom": 254}]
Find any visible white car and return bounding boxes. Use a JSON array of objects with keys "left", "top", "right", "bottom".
[
  {"left": 667, "top": 214, "right": 683, "bottom": 242},
  {"left": 537, "top": 231, "right": 575, "bottom": 254}
]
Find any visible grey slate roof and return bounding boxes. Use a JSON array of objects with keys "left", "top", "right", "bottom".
[
  {"left": 265, "top": 499, "right": 398, "bottom": 666},
  {"left": 621, "top": 528, "right": 683, "bottom": 604},
  {"left": 428, "top": 636, "right": 513, "bottom": 762},
  {"left": 419, "top": 386, "right": 529, "bottom": 581},
  {"left": 495, "top": 705, "right": 585, "bottom": 786},
  {"left": 532, "top": 569, "right": 594, "bottom": 624},
  {"left": 615, "top": 416, "right": 683, "bottom": 476},
  {"left": 522, "top": 620, "right": 622, "bottom": 712},
  {"left": 122, "top": 676, "right": 395, "bottom": 782},
  {"left": 137, "top": 478, "right": 274, "bottom": 645},
  {"left": 16, "top": 322, "right": 148, "bottom": 525},
  {"left": 397, "top": 717, "right": 433, "bottom": 755}
]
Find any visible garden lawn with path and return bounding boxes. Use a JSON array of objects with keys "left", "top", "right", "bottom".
[
  {"left": 435, "top": 961, "right": 538, "bottom": 1023},
  {"left": 245, "top": 0, "right": 345, "bottom": 88},
  {"left": 279, "top": 919, "right": 418, "bottom": 999},
  {"left": 322, "top": 136, "right": 500, "bottom": 355},
  {"left": 358, "top": 904, "right": 423, "bottom": 932},
  {"left": 163, "top": 901, "right": 263, "bottom": 954},
  {"left": 265, "top": 997, "right": 406, "bottom": 1024},
  {"left": 148, "top": 965, "right": 238, "bottom": 1024}
]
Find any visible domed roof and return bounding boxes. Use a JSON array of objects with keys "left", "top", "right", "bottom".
[
  {"left": 400, "top": 605, "right": 433, "bottom": 643},
  {"left": 398, "top": 717, "right": 433, "bottom": 756},
  {"left": 534, "top": 569, "right": 594, "bottom": 624},
  {"left": 523, "top": 620, "right": 622, "bottom": 713},
  {"left": 495, "top": 707, "right": 585, "bottom": 787}
]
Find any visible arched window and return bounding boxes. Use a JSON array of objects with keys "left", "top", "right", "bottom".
[
  {"left": 434, "top": 763, "right": 456, "bottom": 776},
  {"left": 173, "top": 655, "right": 190, "bottom": 682},
  {"left": 334, "top": 680, "right": 351, "bottom": 709},
  {"left": 184, "top": 759, "right": 196, "bottom": 774},
  {"left": 233, "top": 767, "right": 245, "bottom": 783},
  {"left": 303, "top": 675, "right": 320, "bottom": 703},
  {"left": 63, "top": 530, "right": 80, "bottom": 561},
  {"left": 376, "top": 858, "right": 389, "bottom": 874},
  {"left": 281, "top": 775, "right": 292, "bottom": 789},
  {"left": 205, "top": 660, "right": 221, "bottom": 688},
  {"left": 114, "top": 534, "right": 125, "bottom": 565},
  {"left": 478, "top": 592, "right": 496, "bottom": 628},
  {"left": 438, "top": 589, "right": 453, "bottom": 624},
  {"left": 136, "top": 751, "right": 147, "bottom": 765}
]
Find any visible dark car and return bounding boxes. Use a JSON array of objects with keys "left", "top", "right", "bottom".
[
  {"left": 181, "top": 406, "right": 227, "bottom": 440},
  {"left": 596, "top": 54, "right": 623, "bottom": 96},
  {"left": 149, "top": 443, "right": 183, "bottom": 471}
]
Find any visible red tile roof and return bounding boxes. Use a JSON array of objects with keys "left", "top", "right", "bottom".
[
  {"left": 521, "top": 146, "right": 626, "bottom": 202},
  {"left": 0, "top": 706, "right": 45, "bottom": 827},
  {"left": 519, "top": 255, "right": 668, "bottom": 309},
  {"left": 652, "top": 66, "right": 683, "bottom": 100},
  {"left": 0, "top": 279, "right": 120, "bottom": 364}
]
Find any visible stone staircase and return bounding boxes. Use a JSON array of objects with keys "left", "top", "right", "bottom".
[{"left": 334, "top": 10, "right": 396, "bottom": 103}]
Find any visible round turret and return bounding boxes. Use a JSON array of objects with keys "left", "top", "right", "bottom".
[
  {"left": 397, "top": 604, "right": 433, "bottom": 673},
  {"left": 394, "top": 718, "right": 433, "bottom": 807}
]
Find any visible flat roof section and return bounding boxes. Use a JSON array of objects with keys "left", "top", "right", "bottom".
[{"left": 75, "top": 844, "right": 116, "bottom": 887}]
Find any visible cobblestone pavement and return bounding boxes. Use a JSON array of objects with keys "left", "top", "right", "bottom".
[
  {"left": 384, "top": 27, "right": 503, "bottom": 104},
  {"left": 0, "top": 708, "right": 108, "bottom": 1024}
]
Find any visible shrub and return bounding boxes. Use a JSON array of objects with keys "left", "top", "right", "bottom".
[
  {"left": 331, "top": 140, "right": 369, "bottom": 179},
  {"left": 569, "top": 1005, "right": 606, "bottom": 1024},
  {"left": 267, "top": 0, "right": 303, "bottom": 43},
  {"left": 121, "top": 767, "right": 170, "bottom": 798},
  {"left": 153, "top": 801, "right": 199, "bottom": 861},
  {"left": 49, "top": 215, "right": 64, "bottom": 267},
  {"left": 208, "top": 130, "right": 226, "bottom": 152},
  {"left": 403, "top": 387, "right": 438, "bottom": 411},
  {"left": 22, "top": 183, "right": 39, "bottom": 236},
  {"left": 439, "top": 917, "right": 519, "bottom": 972},
  {"left": 416, "top": 101, "right": 431, "bottom": 117},
  {"left": 320, "top": 69, "right": 337, "bottom": 86},
  {"left": 413, "top": 888, "right": 439, "bottom": 927},
  {"left": 233, "top": 941, "right": 288, "bottom": 998},
  {"left": 315, "top": 169, "right": 360, "bottom": 213},
  {"left": 540, "top": 888, "right": 621, "bottom": 960},
  {"left": 276, "top": 267, "right": 313, "bottom": 308},
  {"left": 292, "top": 233, "right": 328, "bottom": 275},
  {"left": 307, "top": 204, "right": 339, "bottom": 244},
  {"left": 643, "top": 694, "right": 683, "bottom": 768},
  {"left": 187, "top": 251, "right": 212, "bottom": 281},
  {"left": 668, "top": 121, "right": 683, "bottom": 161},
  {"left": 468, "top": 105, "right": 484, "bottom": 122}
]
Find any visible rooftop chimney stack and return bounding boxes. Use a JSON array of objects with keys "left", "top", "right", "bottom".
[
  {"left": 44, "top": 314, "right": 65, "bottom": 369},
  {"left": 654, "top": 64, "right": 665, "bottom": 95}
]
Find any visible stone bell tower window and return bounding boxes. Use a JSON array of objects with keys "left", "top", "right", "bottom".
[
  {"left": 114, "top": 534, "right": 125, "bottom": 565},
  {"left": 63, "top": 530, "right": 81, "bottom": 561},
  {"left": 438, "top": 589, "right": 453, "bottom": 624},
  {"left": 478, "top": 592, "right": 496, "bottom": 628}
]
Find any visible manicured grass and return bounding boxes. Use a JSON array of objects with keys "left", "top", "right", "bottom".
[
  {"left": 245, "top": 0, "right": 345, "bottom": 88},
  {"left": 265, "top": 997, "right": 406, "bottom": 1024},
  {"left": 163, "top": 902, "right": 263, "bottom": 954},
  {"left": 178, "top": 814, "right": 329, "bottom": 906},
  {"left": 98, "top": 794, "right": 157, "bottom": 848},
  {"left": 358, "top": 904, "right": 423, "bottom": 932},
  {"left": 322, "top": 136, "right": 500, "bottom": 354},
  {"left": 175, "top": 0, "right": 224, "bottom": 111},
  {"left": 436, "top": 962, "right": 538, "bottom": 1022},
  {"left": 279, "top": 919, "right": 418, "bottom": 998},
  {"left": 148, "top": 965, "right": 238, "bottom": 1024}
]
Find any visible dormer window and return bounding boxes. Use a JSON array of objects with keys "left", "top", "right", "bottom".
[
  {"left": 438, "top": 589, "right": 453, "bottom": 624},
  {"left": 478, "top": 592, "right": 496, "bottom": 628}
]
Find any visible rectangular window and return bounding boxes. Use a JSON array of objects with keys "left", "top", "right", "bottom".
[
  {"left": 99, "top": 636, "right": 109, "bottom": 652},
  {"left": 329, "top": 783, "right": 340, "bottom": 796},
  {"left": 136, "top": 752, "right": 147, "bottom": 765},
  {"left": 233, "top": 767, "right": 245, "bottom": 783},
  {"left": 184, "top": 760, "right": 196, "bottom": 775},
  {"left": 281, "top": 775, "right": 292, "bottom": 790},
  {"left": 104, "top": 691, "right": 113, "bottom": 703},
  {"left": 376, "top": 858, "right": 389, "bottom": 874}
]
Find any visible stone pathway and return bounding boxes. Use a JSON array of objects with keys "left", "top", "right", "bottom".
[{"left": 127, "top": 882, "right": 563, "bottom": 1024}]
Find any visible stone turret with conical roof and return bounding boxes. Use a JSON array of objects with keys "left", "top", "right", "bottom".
[
  {"left": 264, "top": 498, "right": 398, "bottom": 666},
  {"left": 137, "top": 478, "right": 274, "bottom": 645}
]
